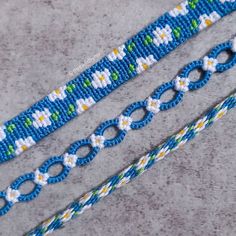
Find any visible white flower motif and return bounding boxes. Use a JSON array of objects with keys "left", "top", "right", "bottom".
[
  {"left": 199, "top": 12, "right": 221, "bottom": 30},
  {"left": 153, "top": 25, "right": 173, "bottom": 47},
  {"left": 32, "top": 109, "right": 52, "bottom": 128},
  {"left": 79, "top": 192, "right": 93, "bottom": 205},
  {"left": 136, "top": 55, "right": 156, "bottom": 74},
  {"left": 90, "top": 134, "right": 105, "bottom": 149},
  {"left": 174, "top": 76, "right": 190, "bottom": 92},
  {"left": 194, "top": 116, "right": 208, "bottom": 132},
  {"left": 15, "top": 137, "right": 36, "bottom": 155},
  {"left": 6, "top": 187, "right": 20, "bottom": 203},
  {"left": 118, "top": 115, "right": 132, "bottom": 131},
  {"left": 213, "top": 107, "right": 228, "bottom": 122},
  {"left": 34, "top": 169, "right": 49, "bottom": 186},
  {"left": 169, "top": 1, "right": 188, "bottom": 17},
  {"left": 0, "top": 125, "right": 6, "bottom": 141},
  {"left": 116, "top": 176, "right": 130, "bottom": 188},
  {"left": 107, "top": 45, "right": 126, "bottom": 61},
  {"left": 77, "top": 204, "right": 92, "bottom": 215},
  {"left": 48, "top": 86, "right": 67, "bottom": 102},
  {"left": 91, "top": 69, "right": 111, "bottom": 89},
  {"left": 203, "top": 56, "right": 218, "bottom": 72},
  {"left": 136, "top": 155, "right": 150, "bottom": 170},
  {"left": 76, "top": 97, "right": 95, "bottom": 114},
  {"left": 146, "top": 97, "right": 161, "bottom": 114},
  {"left": 156, "top": 146, "right": 170, "bottom": 160},
  {"left": 63, "top": 153, "right": 78, "bottom": 168},
  {"left": 220, "top": 0, "right": 235, "bottom": 3},
  {"left": 61, "top": 208, "right": 74, "bottom": 223},
  {"left": 175, "top": 127, "right": 189, "bottom": 140},
  {"left": 98, "top": 183, "right": 112, "bottom": 197},
  {"left": 232, "top": 37, "right": 236, "bottom": 53}
]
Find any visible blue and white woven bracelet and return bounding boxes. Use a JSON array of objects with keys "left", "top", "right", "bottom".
[
  {"left": 0, "top": 0, "right": 235, "bottom": 163},
  {"left": 26, "top": 91, "right": 236, "bottom": 236},
  {"left": 0, "top": 37, "right": 235, "bottom": 216}
]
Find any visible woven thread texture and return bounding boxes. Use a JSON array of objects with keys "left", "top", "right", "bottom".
[
  {"left": 0, "top": 37, "right": 235, "bottom": 216},
  {"left": 0, "top": 0, "right": 235, "bottom": 163},
  {"left": 26, "top": 91, "right": 236, "bottom": 236}
]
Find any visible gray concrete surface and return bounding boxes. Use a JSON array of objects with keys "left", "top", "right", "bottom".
[{"left": 0, "top": 0, "right": 236, "bottom": 235}]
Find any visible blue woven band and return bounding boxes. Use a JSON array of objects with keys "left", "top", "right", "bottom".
[
  {"left": 0, "top": 36, "right": 235, "bottom": 217},
  {"left": 0, "top": 0, "right": 235, "bottom": 163}
]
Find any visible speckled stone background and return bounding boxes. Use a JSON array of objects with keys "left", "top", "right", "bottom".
[{"left": 0, "top": 0, "right": 235, "bottom": 235}]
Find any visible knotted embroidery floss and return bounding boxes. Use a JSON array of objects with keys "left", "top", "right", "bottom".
[
  {"left": 0, "top": 0, "right": 235, "bottom": 163},
  {"left": 26, "top": 91, "right": 236, "bottom": 236},
  {"left": 0, "top": 37, "right": 235, "bottom": 216}
]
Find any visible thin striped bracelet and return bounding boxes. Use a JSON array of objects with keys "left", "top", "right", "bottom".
[
  {"left": 0, "top": 37, "right": 235, "bottom": 217},
  {"left": 26, "top": 92, "right": 236, "bottom": 236},
  {"left": 0, "top": 0, "right": 235, "bottom": 163}
]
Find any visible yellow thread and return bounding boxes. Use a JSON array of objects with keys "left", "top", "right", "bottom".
[
  {"left": 176, "top": 5, "right": 182, "bottom": 10},
  {"left": 196, "top": 121, "right": 204, "bottom": 129},
  {"left": 113, "top": 48, "right": 119, "bottom": 55},
  {"left": 142, "top": 63, "right": 149, "bottom": 70},
  {"left": 55, "top": 89, "right": 61, "bottom": 95},
  {"left": 205, "top": 19, "right": 213, "bottom": 27},
  {"left": 38, "top": 116, "right": 45, "bottom": 122},
  {"left": 99, "top": 75, "right": 105, "bottom": 81},
  {"left": 21, "top": 145, "right": 28, "bottom": 151},
  {"left": 160, "top": 33, "right": 166, "bottom": 39},
  {"left": 82, "top": 104, "right": 89, "bottom": 111}
]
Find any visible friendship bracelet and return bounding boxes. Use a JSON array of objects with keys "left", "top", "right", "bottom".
[
  {"left": 26, "top": 92, "right": 236, "bottom": 236},
  {"left": 0, "top": 0, "right": 235, "bottom": 163},
  {"left": 0, "top": 37, "right": 235, "bottom": 217}
]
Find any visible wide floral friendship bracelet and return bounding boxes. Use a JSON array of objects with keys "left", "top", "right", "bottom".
[
  {"left": 0, "top": 0, "right": 235, "bottom": 163},
  {"left": 0, "top": 37, "right": 235, "bottom": 216}
]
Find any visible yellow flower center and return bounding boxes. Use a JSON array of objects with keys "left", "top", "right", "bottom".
[
  {"left": 39, "top": 115, "right": 45, "bottom": 122},
  {"left": 122, "top": 120, "right": 129, "bottom": 126},
  {"left": 151, "top": 101, "right": 156, "bottom": 107},
  {"left": 21, "top": 145, "right": 28, "bottom": 151},
  {"left": 55, "top": 88, "right": 61, "bottom": 95},
  {"left": 158, "top": 151, "right": 165, "bottom": 158},
  {"left": 179, "top": 81, "right": 186, "bottom": 86},
  {"left": 140, "top": 158, "right": 146, "bottom": 165},
  {"left": 101, "top": 186, "right": 109, "bottom": 194},
  {"left": 142, "top": 63, "right": 149, "bottom": 70},
  {"left": 82, "top": 104, "right": 89, "bottom": 111},
  {"left": 205, "top": 19, "right": 212, "bottom": 27},
  {"left": 38, "top": 175, "right": 44, "bottom": 181},
  {"left": 113, "top": 48, "right": 119, "bottom": 55},
  {"left": 207, "top": 60, "right": 213, "bottom": 66},
  {"left": 63, "top": 212, "right": 71, "bottom": 220},
  {"left": 176, "top": 5, "right": 182, "bottom": 10},
  {"left": 160, "top": 33, "right": 166, "bottom": 39},
  {"left": 99, "top": 75, "right": 105, "bottom": 81},
  {"left": 216, "top": 111, "right": 225, "bottom": 119},
  {"left": 96, "top": 138, "right": 101, "bottom": 144},
  {"left": 196, "top": 121, "right": 204, "bottom": 129},
  {"left": 178, "top": 129, "right": 186, "bottom": 136}
]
